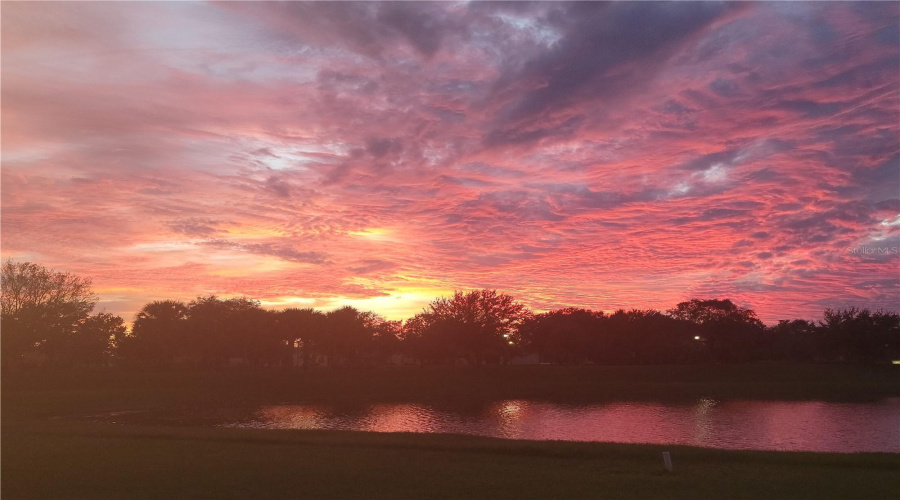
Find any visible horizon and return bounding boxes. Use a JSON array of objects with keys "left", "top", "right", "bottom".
[
  {"left": 3, "top": 2, "right": 899, "bottom": 325},
  {"left": 5, "top": 257, "right": 898, "bottom": 329}
]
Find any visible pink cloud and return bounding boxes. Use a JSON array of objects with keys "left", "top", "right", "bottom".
[{"left": 2, "top": 2, "right": 897, "bottom": 324}]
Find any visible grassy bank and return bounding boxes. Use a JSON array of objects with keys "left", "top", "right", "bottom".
[
  {"left": 3, "top": 365, "right": 898, "bottom": 498},
  {"left": 4, "top": 364, "right": 898, "bottom": 420},
  {"left": 3, "top": 421, "right": 898, "bottom": 499}
]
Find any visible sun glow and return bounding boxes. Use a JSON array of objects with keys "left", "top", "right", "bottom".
[{"left": 348, "top": 228, "right": 394, "bottom": 241}]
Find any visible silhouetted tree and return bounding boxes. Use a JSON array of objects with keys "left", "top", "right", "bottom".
[
  {"left": 818, "top": 308, "right": 900, "bottom": 363},
  {"left": 668, "top": 299, "right": 765, "bottom": 363},
  {"left": 277, "top": 308, "right": 327, "bottom": 368},
  {"left": 118, "top": 300, "right": 188, "bottom": 366},
  {"left": 66, "top": 312, "right": 126, "bottom": 366},
  {"left": 604, "top": 309, "right": 697, "bottom": 364},
  {"left": 1, "top": 260, "right": 97, "bottom": 367},
  {"left": 370, "top": 319, "right": 402, "bottom": 363},
  {"left": 185, "top": 296, "right": 264, "bottom": 367},
  {"left": 519, "top": 308, "right": 603, "bottom": 364},
  {"left": 401, "top": 313, "right": 455, "bottom": 364},
  {"left": 231, "top": 307, "right": 283, "bottom": 367},
  {"left": 8, "top": 261, "right": 899, "bottom": 371},
  {"left": 409, "top": 290, "right": 530, "bottom": 365},
  {"left": 768, "top": 319, "right": 817, "bottom": 362},
  {"left": 322, "top": 306, "right": 379, "bottom": 366}
]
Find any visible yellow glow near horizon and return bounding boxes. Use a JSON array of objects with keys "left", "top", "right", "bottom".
[
  {"left": 94, "top": 286, "right": 145, "bottom": 294},
  {"left": 259, "top": 286, "right": 455, "bottom": 320},
  {"left": 208, "top": 258, "right": 296, "bottom": 277},
  {"left": 259, "top": 296, "right": 318, "bottom": 308},
  {"left": 347, "top": 228, "right": 394, "bottom": 241}
]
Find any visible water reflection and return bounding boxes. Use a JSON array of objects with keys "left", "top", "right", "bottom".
[{"left": 227, "top": 398, "right": 900, "bottom": 453}]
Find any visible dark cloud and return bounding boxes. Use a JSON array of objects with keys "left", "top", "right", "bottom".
[
  {"left": 349, "top": 259, "right": 398, "bottom": 275},
  {"left": 812, "top": 56, "right": 900, "bottom": 89},
  {"left": 701, "top": 208, "right": 747, "bottom": 221},
  {"left": 775, "top": 99, "right": 842, "bottom": 119},
  {"left": 376, "top": 2, "right": 454, "bottom": 57},
  {"left": 486, "top": 2, "right": 738, "bottom": 145},
  {"left": 852, "top": 154, "right": 900, "bottom": 203},
  {"left": 366, "top": 137, "right": 403, "bottom": 158},
  {"left": 168, "top": 218, "right": 224, "bottom": 237},
  {"left": 265, "top": 176, "right": 291, "bottom": 198},
  {"left": 202, "top": 239, "right": 328, "bottom": 265},
  {"left": 227, "top": 2, "right": 469, "bottom": 60},
  {"left": 708, "top": 77, "right": 740, "bottom": 98},
  {"left": 677, "top": 148, "right": 742, "bottom": 171}
]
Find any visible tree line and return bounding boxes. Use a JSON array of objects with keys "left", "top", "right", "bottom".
[{"left": 2, "top": 260, "right": 898, "bottom": 369}]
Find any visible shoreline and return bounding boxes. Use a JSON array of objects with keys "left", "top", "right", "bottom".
[
  {"left": 4, "top": 365, "right": 899, "bottom": 498},
  {"left": 5, "top": 364, "right": 899, "bottom": 419}
]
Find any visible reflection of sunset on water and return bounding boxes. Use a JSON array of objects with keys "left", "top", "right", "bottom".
[
  {"left": 495, "top": 401, "right": 526, "bottom": 439},
  {"left": 359, "top": 405, "right": 436, "bottom": 434},
  {"left": 228, "top": 398, "right": 900, "bottom": 453}
]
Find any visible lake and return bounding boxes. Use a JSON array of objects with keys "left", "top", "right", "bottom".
[{"left": 159, "top": 398, "right": 900, "bottom": 453}]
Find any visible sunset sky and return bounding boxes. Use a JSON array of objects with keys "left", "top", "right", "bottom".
[{"left": 2, "top": 1, "right": 898, "bottom": 324}]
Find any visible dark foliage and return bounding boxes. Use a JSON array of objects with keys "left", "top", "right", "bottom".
[{"left": 4, "top": 261, "right": 898, "bottom": 370}]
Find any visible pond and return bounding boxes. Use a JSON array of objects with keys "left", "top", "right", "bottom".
[{"left": 187, "top": 398, "right": 900, "bottom": 453}]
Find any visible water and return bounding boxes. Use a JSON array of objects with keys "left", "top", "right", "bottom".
[{"left": 211, "top": 398, "right": 900, "bottom": 453}]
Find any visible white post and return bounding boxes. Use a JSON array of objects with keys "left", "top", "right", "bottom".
[{"left": 662, "top": 451, "right": 673, "bottom": 472}]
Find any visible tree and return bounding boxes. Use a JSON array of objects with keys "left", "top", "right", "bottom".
[
  {"left": 668, "top": 299, "right": 765, "bottom": 362},
  {"left": 67, "top": 312, "right": 126, "bottom": 366},
  {"left": 1, "top": 260, "right": 97, "bottom": 367},
  {"left": 322, "top": 306, "right": 379, "bottom": 366},
  {"left": 603, "top": 309, "right": 697, "bottom": 364},
  {"left": 519, "top": 308, "right": 603, "bottom": 364},
  {"left": 411, "top": 290, "right": 530, "bottom": 365},
  {"left": 278, "top": 308, "right": 327, "bottom": 368},
  {"left": 370, "top": 319, "right": 402, "bottom": 363},
  {"left": 118, "top": 300, "right": 188, "bottom": 366},
  {"left": 184, "top": 295, "right": 263, "bottom": 367},
  {"left": 818, "top": 308, "right": 900, "bottom": 363},
  {"left": 401, "top": 312, "right": 452, "bottom": 364},
  {"left": 768, "top": 319, "right": 817, "bottom": 362}
]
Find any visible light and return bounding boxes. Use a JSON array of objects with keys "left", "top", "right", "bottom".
[
  {"left": 892, "top": 360, "right": 900, "bottom": 365},
  {"left": 503, "top": 334, "right": 509, "bottom": 338},
  {"left": 508, "top": 341, "right": 514, "bottom": 345},
  {"left": 694, "top": 336, "right": 701, "bottom": 340}
]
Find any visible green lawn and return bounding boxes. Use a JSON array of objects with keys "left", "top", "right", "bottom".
[
  {"left": 3, "top": 421, "right": 899, "bottom": 499},
  {"left": 3, "top": 364, "right": 898, "bottom": 499}
]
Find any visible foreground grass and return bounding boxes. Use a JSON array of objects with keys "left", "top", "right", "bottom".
[
  {"left": 3, "top": 421, "right": 898, "bottom": 500},
  {"left": 4, "top": 365, "right": 897, "bottom": 498},
  {"left": 4, "top": 364, "right": 898, "bottom": 421}
]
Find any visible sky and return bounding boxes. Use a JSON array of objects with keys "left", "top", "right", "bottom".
[{"left": 2, "top": 1, "right": 898, "bottom": 325}]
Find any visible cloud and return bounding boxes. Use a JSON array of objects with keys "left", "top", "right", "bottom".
[
  {"left": 265, "top": 176, "right": 292, "bottom": 199},
  {"left": 2, "top": 2, "right": 897, "bottom": 323},
  {"left": 349, "top": 259, "right": 398, "bottom": 275},
  {"left": 485, "top": 2, "right": 739, "bottom": 146},
  {"left": 167, "top": 218, "right": 225, "bottom": 237},
  {"left": 201, "top": 239, "right": 329, "bottom": 265}
]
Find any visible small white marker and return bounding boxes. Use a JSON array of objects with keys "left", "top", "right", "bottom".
[{"left": 662, "top": 451, "right": 674, "bottom": 472}]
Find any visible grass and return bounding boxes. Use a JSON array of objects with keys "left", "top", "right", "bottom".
[
  {"left": 3, "top": 420, "right": 899, "bottom": 499},
  {"left": 3, "top": 364, "right": 898, "bottom": 498}
]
